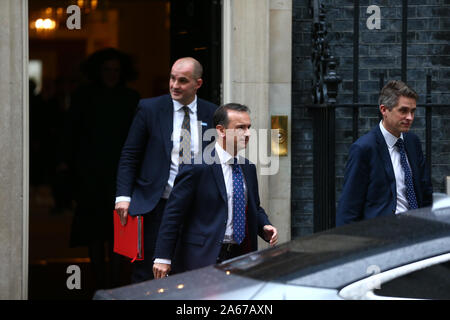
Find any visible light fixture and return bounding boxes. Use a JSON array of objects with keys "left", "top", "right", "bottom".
[
  {"left": 34, "top": 18, "right": 56, "bottom": 30},
  {"left": 30, "top": 0, "right": 101, "bottom": 34},
  {"left": 91, "top": 0, "right": 98, "bottom": 10}
]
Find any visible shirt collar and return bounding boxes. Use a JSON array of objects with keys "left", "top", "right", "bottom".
[
  {"left": 215, "top": 143, "right": 237, "bottom": 165},
  {"left": 379, "top": 120, "right": 403, "bottom": 148},
  {"left": 173, "top": 95, "right": 197, "bottom": 114}
]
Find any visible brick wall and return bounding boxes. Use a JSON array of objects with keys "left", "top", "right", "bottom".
[{"left": 292, "top": 0, "right": 450, "bottom": 238}]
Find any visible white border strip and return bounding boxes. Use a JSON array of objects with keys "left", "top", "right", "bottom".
[{"left": 22, "top": 0, "right": 29, "bottom": 300}]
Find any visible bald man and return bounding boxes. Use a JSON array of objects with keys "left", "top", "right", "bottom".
[{"left": 115, "top": 58, "right": 218, "bottom": 283}]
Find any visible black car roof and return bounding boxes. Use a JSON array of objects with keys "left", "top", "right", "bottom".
[{"left": 217, "top": 207, "right": 450, "bottom": 289}]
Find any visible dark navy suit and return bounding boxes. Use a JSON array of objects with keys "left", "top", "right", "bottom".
[
  {"left": 154, "top": 152, "right": 272, "bottom": 273},
  {"left": 116, "top": 94, "right": 217, "bottom": 215},
  {"left": 336, "top": 125, "right": 433, "bottom": 226},
  {"left": 116, "top": 94, "right": 217, "bottom": 282}
]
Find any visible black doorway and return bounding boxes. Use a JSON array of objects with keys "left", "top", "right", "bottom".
[
  {"left": 28, "top": 0, "right": 222, "bottom": 300},
  {"left": 170, "top": 0, "right": 222, "bottom": 105}
]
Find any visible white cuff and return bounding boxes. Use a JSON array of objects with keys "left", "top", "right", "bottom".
[
  {"left": 154, "top": 258, "right": 171, "bottom": 265},
  {"left": 115, "top": 196, "right": 131, "bottom": 203}
]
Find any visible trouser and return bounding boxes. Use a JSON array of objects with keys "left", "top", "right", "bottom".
[
  {"left": 130, "top": 198, "right": 167, "bottom": 284},
  {"left": 216, "top": 243, "right": 243, "bottom": 264}
]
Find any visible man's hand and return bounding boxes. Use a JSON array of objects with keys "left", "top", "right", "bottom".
[
  {"left": 153, "top": 263, "right": 171, "bottom": 279},
  {"left": 115, "top": 201, "right": 130, "bottom": 226},
  {"left": 263, "top": 225, "right": 278, "bottom": 246}
]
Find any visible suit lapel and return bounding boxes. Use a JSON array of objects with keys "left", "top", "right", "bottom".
[
  {"left": 403, "top": 134, "right": 420, "bottom": 194},
  {"left": 197, "top": 99, "right": 214, "bottom": 149},
  {"left": 197, "top": 99, "right": 208, "bottom": 124},
  {"left": 211, "top": 151, "right": 228, "bottom": 204},
  {"left": 374, "top": 126, "right": 396, "bottom": 197},
  {"left": 159, "top": 95, "right": 174, "bottom": 159},
  {"left": 240, "top": 162, "right": 252, "bottom": 195}
]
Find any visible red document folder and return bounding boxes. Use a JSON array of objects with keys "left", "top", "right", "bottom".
[{"left": 113, "top": 210, "right": 144, "bottom": 262}]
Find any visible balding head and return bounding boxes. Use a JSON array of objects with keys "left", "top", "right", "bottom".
[
  {"left": 173, "top": 57, "right": 203, "bottom": 80},
  {"left": 169, "top": 57, "right": 204, "bottom": 105}
]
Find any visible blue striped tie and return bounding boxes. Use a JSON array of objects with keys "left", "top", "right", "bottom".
[
  {"left": 395, "top": 138, "right": 418, "bottom": 210},
  {"left": 232, "top": 159, "right": 246, "bottom": 244}
]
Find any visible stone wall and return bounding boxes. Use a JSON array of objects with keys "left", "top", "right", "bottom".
[{"left": 0, "top": 0, "right": 29, "bottom": 299}]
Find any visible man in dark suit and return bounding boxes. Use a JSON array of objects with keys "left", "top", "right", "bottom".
[
  {"left": 152, "top": 103, "right": 278, "bottom": 278},
  {"left": 336, "top": 80, "right": 433, "bottom": 226},
  {"left": 115, "top": 57, "right": 217, "bottom": 283}
]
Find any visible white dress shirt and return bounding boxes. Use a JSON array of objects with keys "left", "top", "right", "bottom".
[
  {"left": 379, "top": 120, "right": 411, "bottom": 214},
  {"left": 215, "top": 142, "right": 247, "bottom": 244},
  {"left": 115, "top": 96, "right": 200, "bottom": 204},
  {"left": 154, "top": 142, "right": 247, "bottom": 265},
  {"left": 162, "top": 97, "right": 200, "bottom": 199}
]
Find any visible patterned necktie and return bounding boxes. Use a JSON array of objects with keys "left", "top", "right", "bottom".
[
  {"left": 179, "top": 106, "right": 191, "bottom": 164},
  {"left": 395, "top": 138, "right": 418, "bottom": 210},
  {"left": 232, "top": 158, "right": 246, "bottom": 244}
]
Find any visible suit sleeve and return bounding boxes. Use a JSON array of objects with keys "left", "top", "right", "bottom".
[
  {"left": 154, "top": 164, "right": 197, "bottom": 260},
  {"left": 336, "top": 143, "right": 369, "bottom": 226},
  {"left": 116, "top": 101, "right": 149, "bottom": 197}
]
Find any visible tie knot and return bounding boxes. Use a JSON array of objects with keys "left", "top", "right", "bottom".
[
  {"left": 395, "top": 138, "right": 404, "bottom": 149},
  {"left": 182, "top": 106, "right": 190, "bottom": 115}
]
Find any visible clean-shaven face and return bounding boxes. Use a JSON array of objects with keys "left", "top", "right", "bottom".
[
  {"left": 169, "top": 60, "right": 202, "bottom": 106},
  {"left": 380, "top": 96, "right": 416, "bottom": 138},
  {"left": 223, "top": 110, "right": 251, "bottom": 155}
]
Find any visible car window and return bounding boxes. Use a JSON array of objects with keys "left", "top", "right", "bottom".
[{"left": 374, "top": 261, "right": 450, "bottom": 299}]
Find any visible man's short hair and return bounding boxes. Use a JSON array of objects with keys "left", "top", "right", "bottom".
[
  {"left": 213, "top": 103, "right": 250, "bottom": 128},
  {"left": 191, "top": 59, "right": 203, "bottom": 79},
  {"left": 378, "top": 80, "right": 419, "bottom": 110}
]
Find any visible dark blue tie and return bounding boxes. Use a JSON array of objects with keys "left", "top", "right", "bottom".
[
  {"left": 395, "top": 138, "right": 418, "bottom": 210},
  {"left": 232, "top": 159, "right": 246, "bottom": 244}
]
